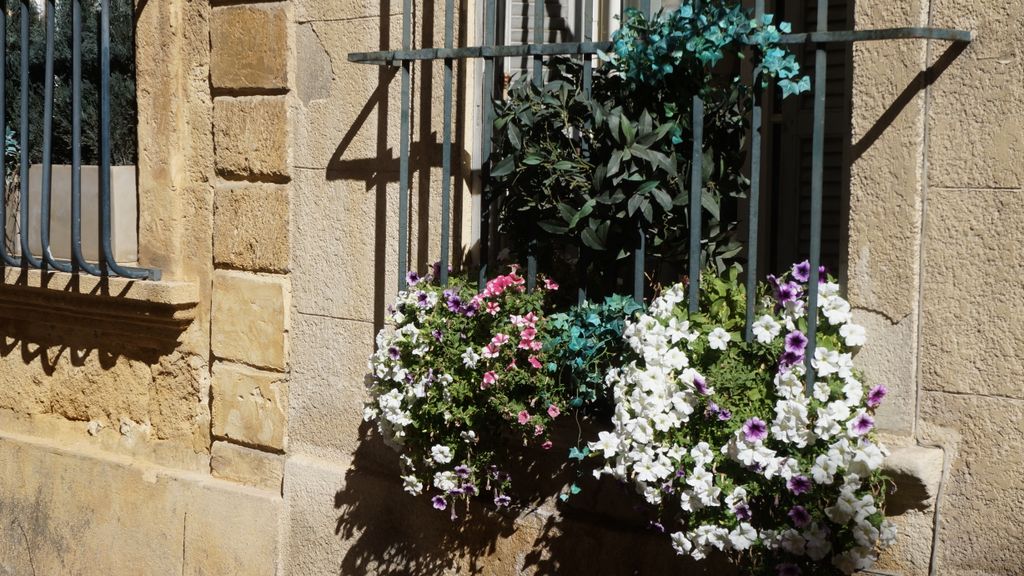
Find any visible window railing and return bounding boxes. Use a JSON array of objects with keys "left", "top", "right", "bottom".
[
  {"left": 347, "top": 0, "right": 970, "bottom": 391},
  {"left": 1, "top": 0, "right": 157, "bottom": 280}
]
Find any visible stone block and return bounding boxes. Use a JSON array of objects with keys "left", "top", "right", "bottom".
[
  {"left": 214, "top": 184, "right": 290, "bottom": 272},
  {"left": 0, "top": 431, "right": 281, "bottom": 575},
  {"left": 212, "top": 362, "right": 288, "bottom": 451},
  {"left": 288, "top": 313, "right": 373, "bottom": 460},
  {"left": 851, "top": 309, "right": 918, "bottom": 435},
  {"left": 211, "top": 440, "right": 284, "bottom": 492},
  {"left": 919, "top": 391, "right": 1024, "bottom": 574},
  {"left": 211, "top": 271, "right": 290, "bottom": 371},
  {"left": 921, "top": 189, "right": 1024, "bottom": 399},
  {"left": 214, "top": 96, "right": 290, "bottom": 182},
  {"left": 883, "top": 445, "right": 944, "bottom": 513},
  {"left": 211, "top": 4, "right": 290, "bottom": 91}
]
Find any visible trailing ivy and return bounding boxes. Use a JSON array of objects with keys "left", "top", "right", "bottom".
[{"left": 491, "top": 3, "right": 809, "bottom": 294}]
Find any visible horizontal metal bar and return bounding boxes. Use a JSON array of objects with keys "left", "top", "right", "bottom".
[
  {"left": 778, "top": 27, "right": 974, "bottom": 45},
  {"left": 349, "top": 28, "right": 972, "bottom": 65}
]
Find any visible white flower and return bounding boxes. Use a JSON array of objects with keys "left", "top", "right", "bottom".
[
  {"left": 752, "top": 315, "right": 782, "bottom": 344},
  {"left": 707, "top": 327, "right": 731, "bottom": 351},
  {"left": 670, "top": 532, "right": 693, "bottom": 556},
  {"left": 839, "top": 322, "right": 867, "bottom": 347},
  {"left": 433, "top": 471, "right": 458, "bottom": 492},
  {"left": 813, "top": 381, "right": 831, "bottom": 402},
  {"left": 589, "top": 431, "right": 621, "bottom": 457},
  {"left": 822, "top": 295, "right": 853, "bottom": 325},
  {"left": 728, "top": 523, "right": 758, "bottom": 550},
  {"left": 879, "top": 519, "right": 898, "bottom": 548},
  {"left": 461, "top": 347, "right": 480, "bottom": 368},
  {"left": 779, "top": 529, "right": 806, "bottom": 555},
  {"left": 401, "top": 474, "right": 423, "bottom": 495},
  {"left": 430, "top": 444, "right": 453, "bottom": 464}
]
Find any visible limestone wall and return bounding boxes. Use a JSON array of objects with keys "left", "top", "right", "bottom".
[{"left": 848, "top": 0, "right": 1024, "bottom": 575}]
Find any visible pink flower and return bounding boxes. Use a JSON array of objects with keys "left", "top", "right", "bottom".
[
  {"left": 509, "top": 314, "right": 526, "bottom": 327},
  {"left": 520, "top": 327, "right": 537, "bottom": 341},
  {"left": 491, "top": 333, "right": 510, "bottom": 347},
  {"left": 482, "top": 343, "right": 499, "bottom": 358},
  {"left": 524, "top": 312, "right": 539, "bottom": 325},
  {"left": 544, "top": 278, "right": 560, "bottom": 291},
  {"left": 481, "top": 371, "right": 498, "bottom": 389},
  {"left": 486, "top": 301, "right": 501, "bottom": 315},
  {"left": 528, "top": 356, "right": 542, "bottom": 369},
  {"left": 529, "top": 340, "right": 543, "bottom": 352},
  {"left": 507, "top": 359, "right": 517, "bottom": 370},
  {"left": 517, "top": 410, "right": 530, "bottom": 425},
  {"left": 518, "top": 339, "right": 533, "bottom": 350},
  {"left": 541, "top": 440, "right": 553, "bottom": 450},
  {"left": 533, "top": 424, "right": 545, "bottom": 436},
  {"left": 547, "top": 404, "right": 560, "bottom": 418}
]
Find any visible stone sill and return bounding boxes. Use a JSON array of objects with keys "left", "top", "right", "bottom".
[{"left": 0, "top": 268, "right": 199, "bottom": 350}]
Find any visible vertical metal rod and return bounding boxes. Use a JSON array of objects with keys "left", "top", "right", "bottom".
[
  {"left": 72, "top": 0, "right": 100, "bottom": 275},
  {"left": 0, "top": 0, "right": 16, "bottom": 266},
  {"left": 806, "top": 0, "right": 828, "bottom": 392},
  {"left": 479, "top": 0, "right": 497, "bottom": 289},
  {"left": 397, "top": 0, "right": 412, "bottom": 290},
  {"left": 19, "top": 0, "right": 42, "bottom": 269},
  {"left": 640, "top": 0, "right": 650, "bottom": 16},
  {"left": 98, "top": 0, "right": 151, "bottom": 278},
  {"left": 688, "top": 96, "right": 704, "bottom": 313},
  {"left": 40, "top": 0, "right": 71, "bottom": 272},
  {"left": 579, "top": 0, "right": 594, "bottom": 302},
  {"left": 525, "top": 0, "right": 544, "bottom": 290},
  {"left": 744, "top": 0, "right": 765, "bottom": 342},
  {"left": 633, "top": 225, "right": 644, "bottom": 302},
  {"left": 439, "top": 0, "right": 454, "bottom": 286}
]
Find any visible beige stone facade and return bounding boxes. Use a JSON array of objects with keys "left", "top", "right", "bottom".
[{"left": 0, "top": 0, "right": 1019, "bottom": 574}]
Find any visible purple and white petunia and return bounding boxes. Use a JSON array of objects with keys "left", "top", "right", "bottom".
[{"left": 742, "top": 417, "right": 768, "bottom": 442}]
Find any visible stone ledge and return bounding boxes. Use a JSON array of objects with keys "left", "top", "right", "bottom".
[
  {"left": 882, "top": 444, "right": 945, "bottom": 515},
  {"left": 0, "top": 268, "right": 199, "bottom": 350}
]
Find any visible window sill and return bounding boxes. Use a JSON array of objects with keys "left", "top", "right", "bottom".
[{"left": 0, "top": 268, "right": 199, "bottom": 351}]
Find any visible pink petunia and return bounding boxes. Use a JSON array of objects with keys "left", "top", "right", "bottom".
[
  {"left": 541, "top": 440, "right": 553, "bottom": 450},
  {"left": 517, "top": 410, "right": 530, "bottom": 425},
  {"left": 524, "top": 312, "right": 538, "bottom": 325},
  {"left": 491, "top": 333, "right": 510, "bottom": 346},
  {"left": 528, "top": 356, "right": 542, "bottom": 369},
  {"left": 544, "top": 278, "right": 560, "bottom": 291},
  {"left": 529, "top": 340, "right": 543, "bottom": 352},
  {"left": 481, "top": 371, "right": 498, "bottom": 389},
  {"left": 482, "top": 343, "right": 500, "bottom": 358},
  {"left": 486, "top": 301, "right": 501, "bottom": 315},
  {"left": 534, "top": 424, "right": 545, "bottom": 436},
  {"left": 520, "top": 327, "right": 537, "bottom": 341},
  {"left": 547, "top": 404, "right": 560, "bottom": 418}
]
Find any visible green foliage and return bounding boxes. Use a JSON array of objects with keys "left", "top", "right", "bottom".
[
  {"left": 491, "top": 4, "right": 809, "bottom": 292},
  {"left": 545, "top": 294, "right": 645, "bottom": 408},
  {"left": 4, "top": 0, "right": 137, "bottom": 165},
  {"left": 4, "top": 127, "right": 16, "bottom": 179}
]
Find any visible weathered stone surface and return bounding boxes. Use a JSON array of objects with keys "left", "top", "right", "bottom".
[
  {"left": 211, "top": 4, "right": 290, "bottom": 91},
  {"left": 0, "top": 431, "right": 280, "bottom": 575},
  {"left": 211, "top": 362, "right": 288, "bottom": 451},
  {"left": 214, "top": 96, "right": 290, "bottom": 182},
  {"left": 288, "top": 313, "right": 372, "bottom": 460},
  {"left": 926, "top": 0, "right": 1024, "bottom": 189},
  {"left": 211, "top": 270, "right": 290, "bottom": 371},
  {"left": 919, "top": 391, "right": 1024, "bottom": 574},
  {"left": 214, "top": 184, "right": 291, "bottom": 272},
  {"left": 920, "top": 188, "right": 1024, "bottom": 399},
  {"left": 211, "top": 440, "right": 284, "bottom": 491},
  {"left": 852, "top": 309, "right": 918, "bottom": 435},
  {"left": 883, "top": 445, "right": 945, "bottom": 512}
]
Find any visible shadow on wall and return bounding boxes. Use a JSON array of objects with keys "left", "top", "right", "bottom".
[
  {"left": 0, "top": 273, "right": 191, "bottom": 375},
  {"left": 335, "top": 421, "right": 736, "bottom": 575}
]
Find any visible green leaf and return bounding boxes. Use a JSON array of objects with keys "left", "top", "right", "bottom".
[
  {"left": 553, "top": 160, "right": 575, "bottom": 171},
  {"left": 652, "top": 187, "right": 674, "bottom": 212},
  {"left": 581, "top": 227, "right": 605, "bottom": 250},
  {"left": 537, "top": 219, "right": 569, "bottom": 234},
  {"left": 490, "top": 155, "right": 515, "bottom": 178},
  {"left": 569, "top": 199, "right": 596, "bottom": 227}
]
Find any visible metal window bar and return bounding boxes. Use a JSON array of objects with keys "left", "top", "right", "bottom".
[
  {"left": 0, "top": 0, "right": 158, "bottom": 280},
  {"left": 351, "top": 1, "right": 970, "bottom": 387}
]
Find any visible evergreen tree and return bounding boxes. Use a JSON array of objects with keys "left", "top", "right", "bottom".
[{"left": 4, "top": 0, "right": 137, "bottom": 166}]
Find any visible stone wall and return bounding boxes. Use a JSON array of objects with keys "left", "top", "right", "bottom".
[{"left": 847, "top": 0, "right": 1024, "bottom": 575}]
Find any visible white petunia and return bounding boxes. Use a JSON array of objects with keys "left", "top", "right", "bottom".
[
  {"left": 839, "top": 322, "right": 867, "bottom": 347},
  {"left": 430, "top": 444, "right": 453, "bottom": 464},
  {"left": 670, "top": 532, "right": 693, "bottom": 556},
  {"left": 589, "top": 430, "right": 621, "bottom": 457},
  {"left": 707, "top": 327, "right": 731, "bottom": 351},
  {"left": 401, "top": 474, "right": 424, "bottom": 495},
  {"left": 728, "top": 522, "right": 758, "bottom": 550},
  {"left": 461, "top": 347, "right": 480, "bottom": 368},
  {"left": 752, "top": 314, "right": 782, "bottom": 344}
]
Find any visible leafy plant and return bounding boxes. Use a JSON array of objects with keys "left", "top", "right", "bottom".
[
  {"left": 587, "top": 263, "right": 894, "bottom": 574},
  {"left": 545, "top": 294, "right": 645, "bottom": 409},
  {"left": 491, "top": 4, "right": 809, "bottom": 294}
]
